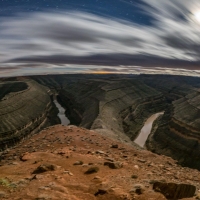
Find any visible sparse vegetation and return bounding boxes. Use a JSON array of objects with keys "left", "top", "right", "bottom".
[{"left": 0, "top": 178, "right": 10, "bottom": 187}]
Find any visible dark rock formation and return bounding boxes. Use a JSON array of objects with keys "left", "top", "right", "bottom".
[
  {"left": 84, "top": 166, "right": 99, "bottom": 174},
  {"left": 32, "top": 164, "right": 56, "bottom": 174},
  {"left": 153, "top": 181, "right": 196, "bottom": 199},
  {"left": 144, "top": 75, "right": 200, "bottom": 169},
  {"left": 0, "top": 79, "right": 60, "bottom": 150},
  {"left": 0, "top": 81, "right": 28, "bottom": 100},
  {"left": 104, "top": 161, "right": 123, "bottom": 169}
]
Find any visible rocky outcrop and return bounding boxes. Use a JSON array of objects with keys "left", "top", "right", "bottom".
[
  {"left": 0, "top": 125, "right": 198, "bottom": 200},
  {"left": 32, "top": 163, "right": 56, "bottom": 174},
  {"left": 0, "top": 79, "right": 60, "bottom": 150}
]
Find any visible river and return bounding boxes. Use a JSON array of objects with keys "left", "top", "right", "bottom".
[
  {"left": 134, "top": 112, "right": 164, "bottom": 148},
  {"left": 53, "top": 99, "right": 70, "bottom": 125}
]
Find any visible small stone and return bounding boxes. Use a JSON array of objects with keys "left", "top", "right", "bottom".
[
  {"left": 133, "top": 184, "right": 145, "bottom": 195},
  {"left": 73, "top": 161, "right": 83, "bottom": 165},
  {"left": 94, "top": 189, "right": 107, "bottom": 196},
  {"left": 0, "top": 191, "right": 7, "bottom": 198},
  {"left": 82, "top": 164, "right": 89, "bottom": 167},
  {"left": 11, "top": 162, "right": 19, "bottom": 165},
  {"left": 68, "top": 172, "right": 73, "bottom": 176},
  {"left": 20, "top": 152, "right": 31, "bottom": 161},
  {"left": 32, "top": 164, "right": 56, "bottom": 174},
  {"left": 149, "top": 180, "right": 157, "bottom": 184},
  {"left": 111, "top": 144, "right": 118, "bottom": 148},
  {"left": 104, "top": 158, "right": 114, "bottom": 162},
  {"left": 84, "top": 167, "right": 99, "bottom": 174},
  {"left": 93, "top": 176, "right": 101, "bottom": 179},
  {"left": 88, "top": 163, "right": 94, "bottom": 165},
  {"left": 196, "top": 192, "right": 200, "bottom": 199},
  {"left": 96, "top": 150, "right": 105, "bottom": 154},
  {"left": 134, "top": 165, "right": 139, "bottom": 170},
  {"left": 137, "top": 159, "right": 146, "bottom": 163},
  {"left": 131, "top": 174, "right": 138, "bottom": 179},
  {"left": 104, "top": 161, "right": 123, "bottom": 169}
]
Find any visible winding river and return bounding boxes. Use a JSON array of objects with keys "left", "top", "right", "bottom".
[
  {"left": 53, "top": 98, "right": 70, "bottom": 125},
  {"left": 53, "top": 97, "right": 163, "bottom": 144},
  {"left": 134, "top": 112, "right": 164, "bottom": 147}
]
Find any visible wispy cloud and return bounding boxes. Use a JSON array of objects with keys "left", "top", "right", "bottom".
[{"left": 1, "top": 0, "right": 200, "bottom": 77}]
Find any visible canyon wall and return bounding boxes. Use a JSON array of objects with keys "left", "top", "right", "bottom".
[
  {"left": 0, "top": 79, "right": 60, "bottom": 150},
  {"left": 144, "top": 75, "right": 200, "bottom": 169},
  {"left": 32, "top": 75, "right": 166, "bottom": 142}
]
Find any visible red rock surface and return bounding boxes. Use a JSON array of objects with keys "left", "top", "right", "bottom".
[{"left": 0, "top": 125, "right": 199, "bottom": 199}]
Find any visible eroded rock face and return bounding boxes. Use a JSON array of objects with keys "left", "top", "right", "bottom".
[
  {"left": 153, "top": 182, "right": 196, "bottom": 199},
  {"left": 31, "top": 74, "right": 200, "bottom": 170},
  {"left": 0, "top": 79, "right": 60, "bottom": 150},
  {"left": 141, "top": 75, "right": 200, "bottom": 170},
  {"left": 33, "top": 75, "right": 166, "bottom": 144}
]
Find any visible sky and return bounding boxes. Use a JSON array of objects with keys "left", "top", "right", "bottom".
[{"left": 1, "top": 0, "right": 200, "bottom": 77}]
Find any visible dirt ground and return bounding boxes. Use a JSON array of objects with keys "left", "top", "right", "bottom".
[{"left": 0, "top": 125, "right": 199, "bottom": 200}]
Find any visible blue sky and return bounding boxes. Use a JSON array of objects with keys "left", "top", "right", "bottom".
[{"left": 1, "top": 0, "right": 200, "bottom": 77}]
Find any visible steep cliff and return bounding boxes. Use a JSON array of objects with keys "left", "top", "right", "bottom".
[
  {"left": 144, "top": 75, "right": 200, "bottom": 169},
  {"left": 0, "top": 79, "right": 60, "bottom": 150}
]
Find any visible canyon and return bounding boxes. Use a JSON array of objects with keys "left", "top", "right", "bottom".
[
  {"left": 32, "top": 74, "right": 200, "bottom": 170},
  {"left": 1, "top": 74, "right": 200, "bottom": 199},
  {"left": 1, "top": 74, "right": 200, "bottom": 169}
]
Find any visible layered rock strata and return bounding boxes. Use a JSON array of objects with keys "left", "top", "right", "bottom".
[
  {"left": 144, "top": 75, "right": 200, "bottom": 169},
  {"left": 25, "top": 74, "right": 200, "bottom": 170},
  {"left": 32, "top": 75, "right": 166, "bottom": 142},
  {"left": 0, "top": 79, "right": 59, "bottom": 150}
]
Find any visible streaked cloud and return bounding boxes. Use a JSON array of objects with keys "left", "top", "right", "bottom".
[{"left": 1, "top": 0, "right": 200, "bottom": 77}]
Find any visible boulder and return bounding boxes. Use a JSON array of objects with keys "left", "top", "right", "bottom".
[
  {"left": 32, "top": 164, "right": 56, "bottom": 174},
  {"left": 153, "top": 182, "right": 196, "bottom": 199},
  {"left": 20, "top": 152, "right": 33, "bottom": 161},
  {"left": 73, "top": 161, "right": 83, "bottom": 165},
  {"left": 84, "top": 167, "right": 99, "bottom": 174},
  {"left": 133, "top": 184, "right": 145, "bottom": 195},
  {"left": 104, "top": 161, "right": 123, "bottom": 169},
  {"left": 111, "top": 144, "right": 118, "bottom": 148}
]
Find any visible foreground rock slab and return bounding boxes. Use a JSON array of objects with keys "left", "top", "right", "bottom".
[{"left": 153, "top": 181, "right": 196, "bottom": 199}]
